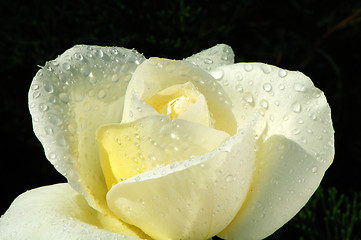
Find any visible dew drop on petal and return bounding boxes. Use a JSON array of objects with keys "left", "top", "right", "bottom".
[
  {"left": 95, "top": 49, "right": 104, "bottom": 58},
  {"left": 204, "top": 58, "right": 213, "bottom": 64},
  {"left": 97, "top": 89, "right": 107, "bottom": 99},
  {"left": 291, "top": 102, "right": 302, "bottom": 113},
  {"left": 226, "top": 175, "right": 234, "bottom": 182},
  {"left": 260, "top": 99, "right": 269, "bottom": 109},
  {"left": 59, "top": 93, "right": 69, "bottom": 104},
  {"left": 63, "top": 63, "right": 70, "bottom": 70},
  {"left": 39, "top": 103, "right": 48, "bottom": 112},
  {"left": 261, "top": 64, "right": 272, "bottom": 74},
  {"left": 243, "top": 92, "right": 254, "bottom": 104},
  {"left": 235, "top": 72, "right": 243, "bottom": 81},
  {"left": 263, "top": 83, "right": 272, "bottom": 92},
  {"left": 210, "top": 69, "right": 224, "bottom": 80},
  {"left": 244, "top": 64, "right": 253, "bottom": 72},
  {"left": 278, "top": 69, "right": 287, "bottom": 78},
  {"left": 294, "top": 83, "right": 306, "bottom": 92}
]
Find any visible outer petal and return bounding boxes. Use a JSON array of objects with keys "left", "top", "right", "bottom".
[
  {"left": 0, "top": 184, "right": 148, "bottom": 240},
  {"left": 28, "top": 45, "right": 145, "bottom": 214},
  {"left": 122, "top": 57, "right": 237, "bottom": 135},
  {"left": 211, "top": 63, "right": 334, "bottom": 163},
  {"left": 185, "top": 44, "right": 235, "bottom": 71},
  {"left": 107, "top": 121, "right": 256, "bottom": 240},
  {"left": 215, "top": 63, "right": 334, "bottom": 239}
]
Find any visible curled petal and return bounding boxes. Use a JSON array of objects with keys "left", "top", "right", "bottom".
[
  {"left": 28, "top": 45, "right": 145, "bottom": 214},
  {"left": 96, "top": 115, "right": 230, "bottom": 189},
  {"left": 0, "top": 184, "right": 148, "bottom": 240},
  {"left": 216, "top": 63, "right": 334, "bottom": 239},
  {"left": 122, "top": 57, "right": 237, "bottom": 135},
  {"left": 212, "top": 62, "right": 334, "bottom": 163},
  {"left": 107, "top": 120, "right": 256, "bottom": 240},
  {"left": 185, "top": 44, "right": 235, "bottom": 71}
]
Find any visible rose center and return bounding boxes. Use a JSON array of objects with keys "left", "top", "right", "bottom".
[{"left": 145, "top": 82, "right": 200, "bottom": 119}]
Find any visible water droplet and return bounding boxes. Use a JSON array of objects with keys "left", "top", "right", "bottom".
[
  {"left": 235, "top": 72, "right": 243, "bottom": 81},
  {"left": 95, "top": 49, "right": 104, "bottom": 58},
  {"left": 310, "top": 113, "right": 317, "bottom": 121},
  {"left": 278, "top": 69, "right": 287, "bottom": 78},
  {"left": 45, "top": 126, "right": 54, "bottom": 135},
  {"left": 261, "top": 64, "right": 272, "bottom": 74},
  {"left": 292, "top": 128, "right": 301, "bottom": 135},
  {"left": 260, "top": 99, "right": 269, "bottom": 109},
  {"left": 31, "top": 84, "right": 39, "bottom": 90},
  {"left": 48, "top": 152, "right": 56, "bottom": 159},
  {"left": 111, "top": 74, "right": 120, "bottom": 82},
  {"left": 226, "top": 175, "right": 234, "bottom": 182},
  {"left": 291, "top": 102, "right": 302, "bottom": 113},
  {"left": 235, "top": 84, "right": 243, "bottom": 92},
  {"left": 244, "top": 64, "right": 253, "bottom": 72},
  {"left": 311, "top": 167, "right": 318, "bottom": 173},
  {"left": 59, "top": 93, "right": 69, "bottom": 104},
  {"left": 63, "top": 63, "right": 70, "bottom": 70},
  {"left": 278, "top": 84, "right": 285, "bottom": 90},
  {"left": 210, "top": 69, "right": 224, "bottom": 80},
  {"left": 39, "top": 103, "right": 48, "bottom": 111},
  {"left": 97, "top": 89, "right": 106, "bottom": 99},
  {"left": 74, "top": 53, "right": 83, "bottom": 61},
  {"left": 204, "top": 58, "right": 213, "bottom": 64},
  {"left": 263, "top": 83, "right": 272, "bottom": 92},
  {"left": 43, "top": 81, "right": 54, "bottom": 93},
  {"left": 294, "top": 83, "right": 306, "bottom": 92},
  {"left": 243, "top": 92, "right": 254, "bottom": 104}
]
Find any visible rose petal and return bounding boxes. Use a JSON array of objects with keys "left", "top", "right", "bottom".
[
  {"left": 215, "top": 63, "right": 334, "bottom": 239},
  {"left": 122, "top": 57, "right": 237, "bottom": 135},
  {"left": 0, "top": 184, "right": 148, "bottom": 240},
  {"left": 106, "top": 121, "right": 256, "bottom": 240},
  {"left": 185, "top": 44, "right": 235, "bottom": 71},
  {"left": 178, "top": 94, "right": 212, "bottom": 126},
  {"left": 212, "top": 63, "right": 334, "bottom": 162},
  {"left": 96, "top": 115, "right": 230, "bottom": 188},
  {"left": 28, "top": 45, "right": 145, "bottom": 214},
  {"left": 219, "top": 135, "right": 328, "bottom": 239}
]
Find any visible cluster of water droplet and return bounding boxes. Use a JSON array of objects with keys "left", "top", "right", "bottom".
[
  {"left": 29, "top": 45, "right": 145, "bottom": 196},
  {"left": 209, "top": 62, "right": 334, "bottom": 167},
  {"left": 185, "top": 43, "right": 235, "bottom": 71}
]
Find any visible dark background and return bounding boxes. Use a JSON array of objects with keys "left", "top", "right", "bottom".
[{"left": 1, "top": 0, "right": 361, "bottom": 239}]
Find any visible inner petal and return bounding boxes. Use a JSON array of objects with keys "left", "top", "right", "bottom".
[
  {"left": 145, "top": 82, "right": 200, "bottom": 119},
  {"left": 121, "top": 57, "right": 237, "bottom": 135},
  {"left": 96, "top": 115, "right": 230, "bottom": 190}
]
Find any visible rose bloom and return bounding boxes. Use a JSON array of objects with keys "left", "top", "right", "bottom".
[{"left": 0, "top": 44, "right": 334, "bottom": 240}]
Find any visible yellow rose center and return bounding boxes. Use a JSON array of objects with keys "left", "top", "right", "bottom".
[
  {"left": 97, "top": 82, "right": 206, "bottom": 190},
  {"left": 144, "top": 82, "right": 200, "bottom": 119}
]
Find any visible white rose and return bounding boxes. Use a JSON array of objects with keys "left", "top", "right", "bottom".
[{"left": 0, "top": 44, "right": 334, "bottom": 240}]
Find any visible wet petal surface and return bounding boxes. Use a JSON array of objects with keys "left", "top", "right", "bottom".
[
  {"left": 0, "top": 184, "right": 148, "bottom": 240},
  {"left": 28, "top": 45, "right": 145, "bottom": 214}
]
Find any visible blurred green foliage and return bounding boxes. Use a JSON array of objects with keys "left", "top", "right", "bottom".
[
  {"left": 1, "top": 0, "right": 361, "bottom": 238},
  {"left": 266, "top": 186, "right": 361, "bottom": 240}
]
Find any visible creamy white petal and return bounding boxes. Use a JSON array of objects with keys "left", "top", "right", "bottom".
[
  {"left": 185, "top": 44, "right": 235, "bottom": 71},
  {"left": 96, "top": 115, "right": 230, "bottom": 188},
  {"left": 219, "top": 135, "right": 327, "bottom": 239},
  {"left": 28, "top": 45, "right": 145, "bottom": 214},
  {"left": 122, "top": 57, "right": 237, "bottom": 135},
  {"left": 107, "top": 120, "right": 256, "bottom": 240},
  {"left": 216, "top": 63, "right": 334, "bottom": 239},
  {"left": 213, "top": 63, "right": 334, "bottom": 163},
  {"left": 0, "top": 184, "right": 149, "bottom": 240},
  {"left": 178, "top": 94, "right": 212, "bottom": 126}
]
